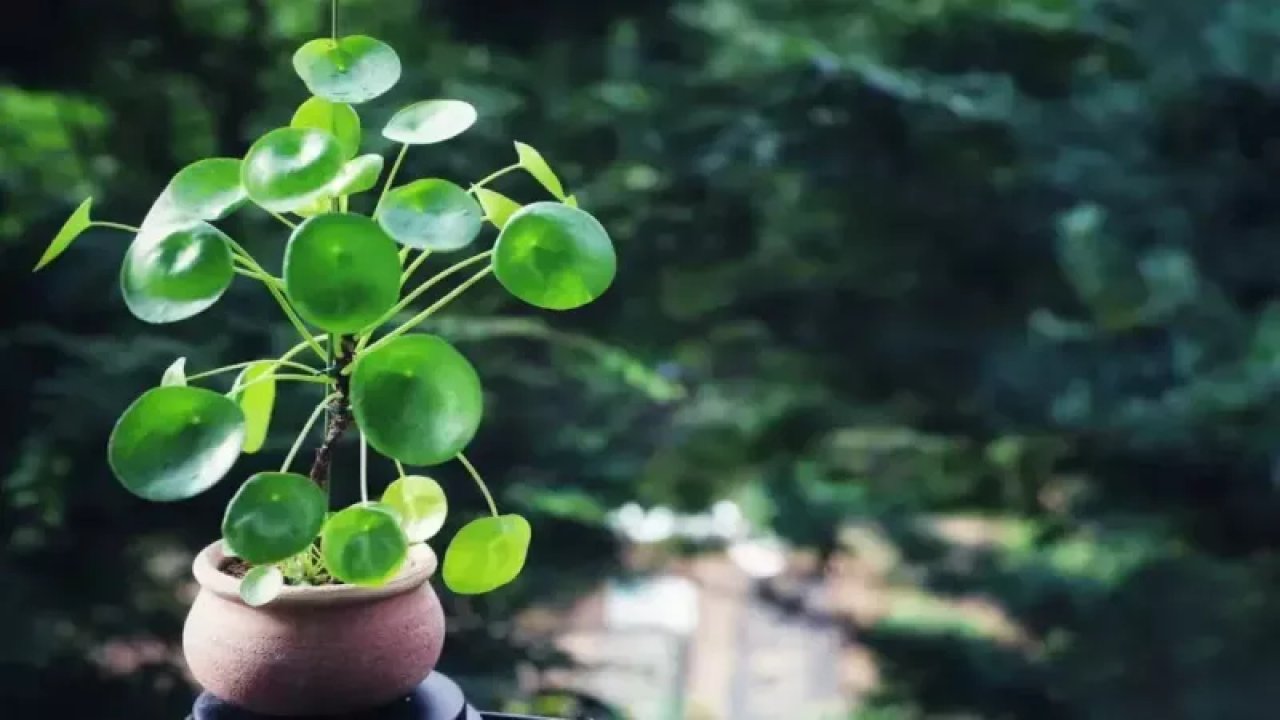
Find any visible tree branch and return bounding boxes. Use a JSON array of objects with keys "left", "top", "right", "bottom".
[{"left": 309, "top": 335, "right": 356, "bottom": 490}]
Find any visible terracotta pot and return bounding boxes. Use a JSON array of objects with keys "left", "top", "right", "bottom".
[{"left": 183, "top": 540, "right": 445, "bottom": 716}]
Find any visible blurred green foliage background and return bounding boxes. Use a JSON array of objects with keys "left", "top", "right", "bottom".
[{"left": 7, "top": 0, "right": 1280, "bottom": 717}]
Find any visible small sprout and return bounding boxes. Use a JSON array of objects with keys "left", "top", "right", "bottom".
[
  {"left": 161, "top": 357, "right": 188, "bottom": 387},
  {"left": 34, "top": 197, "right": 94, "bottom": 271},
  {"left": 474, "top": 188, "right": 522, "bottom": 229},
  {"left": 514, "top": 141, "right": 566, "bottom": 200}
]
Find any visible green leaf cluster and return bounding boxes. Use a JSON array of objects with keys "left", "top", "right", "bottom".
[{"left": 35, "top": 13, "right": 621, "bottom": 604}]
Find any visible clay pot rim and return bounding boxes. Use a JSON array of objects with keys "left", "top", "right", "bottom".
[{"left": 192, "top": 540, "right": 438, "bottom": 607}]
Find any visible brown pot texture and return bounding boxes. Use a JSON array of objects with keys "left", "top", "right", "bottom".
[{"left": 183, "top": 540, "right": 446, "bottom": 716}]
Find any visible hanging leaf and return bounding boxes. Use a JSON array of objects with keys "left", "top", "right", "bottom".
[
  {"left": 108, "top": 386, "right": 245, "bottom": 502},
  {"left": 321, "top": 504, "right": 409, "bottom": 586},
  {"left": 230, "top": 361, "right": 276, "bottom": 454},
  {"left": 514, "top": 142, "right": 566, "bottom": 200},
  {"left": 382, "top": 475, "right": 448, "bottom": 542},
  {"left": 223, "top": 472, "right": 327, "bottom": 564},
  {"left": 443, "top": 514, "right": 531, "bottom": 595},
  {"left": 291, "top": 97, "right": 362, "bottom": 160},
  {"left": 161, "top": 357, "right": 187, "bottom": 387},
  {"left": 350, "top": 335, "right": 484, "bottom": 466},
  {"left": 120, "top": 221, "right": 235, "bottom": 324},
  {"left": 474, "top": 188, "right": 521, "bottom": 229},
  {"left": 34, "top": 197, "right": 94, "bottom": 271},
  {"left": 492, "top": 202, "right": 616, "bottom": 310},
  {"left": 283, "top": 213, "right": 401, "bottom": 333},
  {"left": 293, "top": 36, "right": 401, "bottom": 105},
  {"left": 383, "top": 100, "right": 477, "bottom": 145},
  {"left": 241, "top": 127, "right": 345, "bottom": 213},
  {"left": 378, "top": 179, "right": 483, "bottom": 252},
  {"left": 239, "top": 565, "right": 285, "bottom": 608}
]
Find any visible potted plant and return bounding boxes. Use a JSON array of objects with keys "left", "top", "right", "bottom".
[{"left": 35, "top": 2, "right": 616, "bottom": 716}]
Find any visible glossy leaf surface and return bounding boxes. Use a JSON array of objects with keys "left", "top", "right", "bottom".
[
  {"left": 321, "top": 505, "right": 408, "bottom": 586},
  {"left": 241, "top": 127, "right": 345, "bottom": 212},
  {"left": 167, "top": 158, "right": 248, "bottom": 221},
  {"left": 291, "top": 97, "right": 362, "bottom": 160},
  {"left": 443, "top": 514, "right": 531, "bottom": 595},
  {"left": 350, "top": 335, "right": 484, "bottom": 466},
  {"left": 383, "top": 100, "right": 477, "bottom": 145},
  {"left": 492, "top": 202, "right": 616, "bottom": 310},
  {"left": 382, "top": 475, "right": 448, "bottom": 542},
  {"left": 108, "top": 387, "right": 245, "bottom": 502},
  {"left": 239, "top": 565, "right": 285, "bottom": 607},
  {"left": 283, "top": 213, "right": 401, "bottom": 333},
  {"left": 223, "top": 472, "right": 327, "bottom": 564},
  {"left": 293, "top": 36, "right": 401, "bottom": 105},
  {"left": 378, "top": 179, "right": 482, "bottom": 252},
  {"left": 120, "top": 221, "right": 235, "bottom": 323}
]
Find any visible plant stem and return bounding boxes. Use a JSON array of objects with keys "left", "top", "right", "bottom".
[
  {"left": 457, "top": 452, "right": 499, "bottom": 517},
  {"left": 357, "top": 251, "right": 492, "bottom": 353},
  {"left": 401, "top": 250, "right": 432, "bottom": 284},
  {"left": 359, "top": 431, "right": 369, "bottom": 504},
  {"left": 266, "top": 209, "right": 298, "bottom": 229},
  {"left": 225, "top": 238, "right": 327, "bottom": 360},
  {"left": 282, "top": 395, "right": 335, "bottom": 473},
  {"left": 91, "top": 221, "right": 141, "bottom": 233},
  {"left": 233, "top": 265, "right": 285, "bottom": 289},
  {"left": 331, "top": 0, "right": 338, "bottom": 41},
  {"left": 187, "top": 359, "right": 320, "bottom": 383},
  {"left": 374, "top": 144, "right": 409, "bottom": 217},
  {"left": 362, "top": 266, "right": 493, "bottom": 355},
  {"left": 470, "top": 164, "right": 521, "bottom": 191},
  {"left": 308, "top": 335, "right": 356, "bottom": 491},
  {"left": 394, "top": 459, "right": 407, "bottom": 478}
]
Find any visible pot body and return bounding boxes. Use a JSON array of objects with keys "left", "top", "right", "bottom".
[{"left": 183, "top": 541, "right": 445, "bottom": 716}]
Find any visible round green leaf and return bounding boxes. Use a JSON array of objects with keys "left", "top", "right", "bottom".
[
  {"left": 382, "top": 475, "right": 448, "bottom": 542},
  {"left": 231, "top": 361, "right": 276, "bottom": 454},
  {"left": 121, "top": 221, "right": 235, "bottom": 324},
  {"left": 239, "top": 565, "right": 285, "bottom": 607},
  {"left": 331, "top": 154, "right": 384, "bottom": 196},
  {"left": 293, "top": 36, "right": 401, "bottom": 105},
  {"left": 108, "top": 386, "right": 246, "bottom": 502},
  {"left": 223, "top": 472, "right": 327, "bottom": 564},
  {"left": 291, "top": 97, "right": 361, "bottom": 160},
  {"left": 241, "top": 127, "right": 345, "bottom": 213},
  {"left": 168, "top": 158, "right": 248, "bottom": 221},
  {"left": 283, "top": 213, "right": 401, "bottom": 333},
  {"left": 350, "top": 335, "right": 484, "bottom": 466},
  {"left": 443, "top": 514, "right": 531, "bottom": 595},
  {"left": 321, "top": 505, "right": 409, "bottom": 586},
  {"left": 474, "top": 188, "right": 521, "bottom": 229},
  {"left": 492, "top": 202, "right": 616, "bottom": 310},
  {"left": 34, "top": 197, "right": 93, "bottom": 271},
  {"left": 383, "top": 100, "right": 477, "bottom": 145},
  {"left": 378, "top": 179, "right": 482, "bottom": 252}
]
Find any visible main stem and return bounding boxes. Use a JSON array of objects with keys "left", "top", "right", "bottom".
[{"left": 308, "top": 334, "right": 356, "bottom": 493}]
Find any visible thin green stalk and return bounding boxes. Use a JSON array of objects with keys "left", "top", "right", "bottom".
[
  {"left": 186, "top": 359, "right": 319, "bottom": 383},
  {"left": 268, "top": 209, "right": 298, "bottom": 229},
  {"left": 91, "top": 221, "right": 141, "bottom": 233},
  {"left": 457, "top": 452, "right": 498, "bottom": 517},
  {"left": 394, "top": 458, "right": 407, "bottom": 478},
  {"left": 357, "top": 251, "right": 492, "bottom": 352},
  {"left": 235, "top": 373, "right": 331, "bottom": 394},
  {"left": 363, "top": 266, "right": 493, "bottom": 354},
  {"left": 281, "top": 395, "right": 336, "bottom": 473},
  {"left": 374, "top": 144, "right": 409, "bottom": 217},
  {"left": 225, "top": 238, "right": 326, "bottom": 360},
  {"left": 469, "top": 164, "right": 520, "bottom": 192},
  {"left": 359, "top": 431, "right": 370, "bottom": 504},
  {"left": 401, "top": 250, "right": 432, "bottom": 284},
  {"left": 233, "top": 264, "right": 285, "bottom": 289},
  {"left": 331, "top": 0, "right": 338, "bottom": 41}
]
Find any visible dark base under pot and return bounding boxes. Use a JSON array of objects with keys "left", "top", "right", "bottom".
[{"left": 190, "top": 672, "right": 519, "bottom": 720}]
